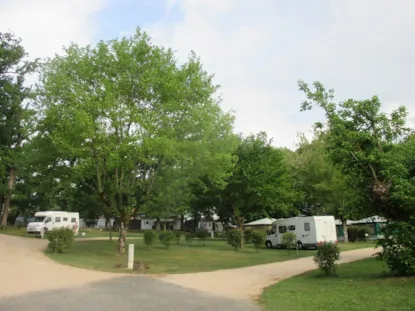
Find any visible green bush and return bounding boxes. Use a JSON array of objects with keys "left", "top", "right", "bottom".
[
  {"left": 313, "top": 241, "right": 340, "bottom": 276},
  {"left": 226, "top": 229, "right": 242, "bottom": 250},
  {"left": 347, "top": 225, "right": 370, "bottom": 242},
  {"left": 185, "top": 232, "right": 194, "bottom": 245},
  {"left": 251, "top": 230, "right": 265, "bottom": 251},
  {"left": 159, "top": 231, "right": 175, "bottom": 248},
  {"left": 213, "top": 231, "right": 221, "bottom": 239},
  {"left": 375, "top": 221, "right": 415, "bottom": 276},
  {"left": 47, "top": 227, "right": 75, "bottom": 253},
  {"left": 282, "top": 232, "right": 297, "bottom": 249},
  {"left": 195, "top": 229, "right": 210, "bottom": 245},
  {"left": 244, "top": 229, "right": 253, "bottom": 244},
  {"left": 174, "top": 231, "right": 182, "bottom": 244},
  {"left": 143, "top": 230, "right": 158, "bottom": 247}
]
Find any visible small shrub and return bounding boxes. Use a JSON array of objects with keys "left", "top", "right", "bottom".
[
  {"left": 143, "top": 230, "right": 158, "bottom": 248},
  {"left": 213, "top": 231, "right": 221, "bottom": 239},
  {"left": 226, "top": 229, "right": 242, "bottom": 250},
  {"left": 47, "top": 227, "right": 74, "bottom": 253},
  {"left": 375, "top": 221, "right": 415, "bottom": 276},
  {"left": 251, "top": 230, "right": 265, "bottom": 251},
  {"left": 282, "top": 232, "right": 297, "bottom": 254},
  {"left": 244, "top": 229, "right": 253, "bottom": 244},
  {"left": 174, "top": 231, "right": 182, "bottom": 244},
  {"left": 185, "top": 232, "right": 194, "bottom": 245},
  {"left": 313, "top": 241, "right": 340, "bottom": 276},
  {"left": 159, "top": 231, "right": 175, "bottom": 248},
  {"left": 195, "top": 229, "right": 210, "bottom": 245}
]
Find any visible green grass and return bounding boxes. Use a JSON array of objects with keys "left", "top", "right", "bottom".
[
  {"left": 45, "top": 238, "right": 372, "bottom": 274},
  {"left": 260, "top": 258, "right": 415, "bottom": 311},
  {"left": 0, "top": 226, "right": 143, "bottom": 239}
]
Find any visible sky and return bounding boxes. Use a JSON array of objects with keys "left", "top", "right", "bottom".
[{"left": 1, "top": 0, "right": 415, "bottom": 149}]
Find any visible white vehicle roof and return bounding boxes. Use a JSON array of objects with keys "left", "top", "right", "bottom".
[{"left": 34, "top": 211, "right": 79, "bottom": 217}]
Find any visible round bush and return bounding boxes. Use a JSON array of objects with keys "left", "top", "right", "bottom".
[
  {"left": 226, "top": 229, "right": 242, "bottom": 250},
  {"left": 159, "top": 231, "right": 175, "bottom": 248},
  {"left": 143, "top": 230, "right": 158, "bottom": 247}
]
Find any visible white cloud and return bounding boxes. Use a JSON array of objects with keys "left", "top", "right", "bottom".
[
  {"left": 146, "top": 0, "right": 415, "bottom": 148},
  {"left": 0, "top": 0, "right": 108, "bottom": 59}
]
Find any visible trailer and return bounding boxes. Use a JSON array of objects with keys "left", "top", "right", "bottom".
[
  {"left": 26, "top": 211, "right": 80, "bottom": 236},
  {"left": 265, "top": 216, "right": 337, "bottom": 249}
]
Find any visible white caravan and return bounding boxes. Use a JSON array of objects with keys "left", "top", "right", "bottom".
[
  {"left": 265, "top": 216, "right": 337, "bottom": 249},
  {"left": 26, "top": 211, "right": 80, "bottom": 235}
]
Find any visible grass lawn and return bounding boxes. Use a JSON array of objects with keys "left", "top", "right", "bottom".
[
  {"left": 260, "top": 258, "right": 415, "bottom": 311},
  {"left": 0, "top": 226, "right": 143, "bottom": 239},
  {"left": 45, "top": 238, "right": 373, "bottom": 274}
]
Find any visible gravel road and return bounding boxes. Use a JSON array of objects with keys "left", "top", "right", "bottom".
[{"left": 0, "top": 234, "right": 259, "bottom": 311}]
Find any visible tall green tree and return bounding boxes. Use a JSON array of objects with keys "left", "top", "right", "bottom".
[
  {"left": 219, "top": 132, "right": 296, "bottom": 248},
  {"left": 298, "top": 80, "right": 415, "bottom": 221},
  {"left": 0, "top": 32, "right": 37, "bottom": 227},
  {"left": 37, "top": 28, "right": 236, "bottom": 254},
  {"left": 293, "top": 132, "right": 366, "bottom": 242}
]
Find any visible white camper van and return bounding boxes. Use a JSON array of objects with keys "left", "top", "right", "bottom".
[
  {"left": 265, "top": 216, "right": 337, "bottom": 249},
  {"left": 26, "top": 211, "right": 80, "bottom": 235}
]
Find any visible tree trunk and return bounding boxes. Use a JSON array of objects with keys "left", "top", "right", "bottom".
[
  {"left": 163, "top": 221, "right": 166, "bottom": 231},
  {"left": 0, "top": 167, "right": 16, "bottom": 228},
  {"left": 238, "top": 217, "right": 245, "bottom": 249},
  {"left": 342, "top": 220, "right": 349, "bottom": 243},
  {"left": 117, "top": 220, "right": 127, "bottom": 255},
  {"left": 180, "top": 214, "right": 184, "bottom": 230},
  {"left": 155, "top": 218, "right": 161, "bottom": 231}
]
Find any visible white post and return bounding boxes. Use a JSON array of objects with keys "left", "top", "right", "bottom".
[
  {"left": 211, "top": 230, "right": 214, "bottom": 239},
  {"left": 128, "top": 244, "right": 134, "bottom": 269}
]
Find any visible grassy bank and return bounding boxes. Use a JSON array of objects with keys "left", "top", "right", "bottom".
[
  {"left": 45, "top": 239, "right": 372, "bottom": 274},
  {"left": 0, "top": 227, "right": 143, "bottom": 239},
  {"left": 260, "top": 258, "right": 415, "bottom": 311}
]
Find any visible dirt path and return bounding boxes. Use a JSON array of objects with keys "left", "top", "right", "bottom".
[
  {"left": 159, "top": 247, "right": 378, "bottom": 300},
  {"left": 0, "top": 233, "right": 377, "bottom": 304},
  {"left": 0, "top": 234, "right": 121, "bottom": 298}
]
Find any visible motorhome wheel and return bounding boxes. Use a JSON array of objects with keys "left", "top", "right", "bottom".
[
  {"left": 265, "top": 241, "right": 272, "bottom": 248},
  {"left": 297, "top": 242, "right": 303, "bottom": 250}
]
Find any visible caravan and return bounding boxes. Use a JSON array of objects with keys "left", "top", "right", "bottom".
[
  {"left": 26, "top": 211, "right": 80, "bottom": 235},
  {"left": 265, "top": 216, "right": 337, "bottom": 249}
]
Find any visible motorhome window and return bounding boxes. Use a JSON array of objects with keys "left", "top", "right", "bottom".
[
  {"left": 288, "top": 225, "right": 295, "bottom": 231},
  {"left": 55, "top": 217, "right": 61, "bottom": 223},
  {"left": 278, "top": 226, "right": 287, "bottom": 233},
  {"left": 71, "top": 218, "right": 76, "bottom": 223},
  {"left": 304, "top": 222, "right": 310, "bottom": 231},
  {"left": 63, "top": 217, "right": 68, "bottom": 222},
  {"left": 34, "top": 216, "right": 45, "bottom": 222},
  {"left": 45, "top": 218, "right": 51, "bottom": 223}
]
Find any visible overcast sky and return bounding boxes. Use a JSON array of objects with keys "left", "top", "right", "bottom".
[{"left": 1, "top": 0, "right": 414, "bottom": 149}]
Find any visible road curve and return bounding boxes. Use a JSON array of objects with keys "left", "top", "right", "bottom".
[{"left": 159, "top": 247, "right": 378, "bottom": 300}]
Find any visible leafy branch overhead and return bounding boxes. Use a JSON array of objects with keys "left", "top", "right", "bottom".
[{"left": 298, "top": 79, "right": 415, "bottom": 221}]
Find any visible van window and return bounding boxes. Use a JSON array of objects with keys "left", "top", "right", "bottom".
[
  {"left": 55, "top": 217, "right": 61, "bottom": 223},
  {"left": 304, "top": 222, "right": 310, "bottom": 231},
  {"left": 45, "top": 217, "right": 51, "bottom": 223},
  {"left": 278, "top": 226, "right": 287, "bottom": 233},
  {"left": 288, "top": 225, "right": 295, "bottom": 231},
  {"left": 63, "top": 217, "right": 68, "bottom": 222},
  {"left": 71, "top": 218, "right": 76, "bottom": 223}
]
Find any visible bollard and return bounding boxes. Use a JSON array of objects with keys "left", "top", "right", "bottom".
[
  {"left": 211, "top": 231, "right": 214, "bottom": 239},
  {"left": 128, "top": 244, "right": 134, "bottom": 269}
]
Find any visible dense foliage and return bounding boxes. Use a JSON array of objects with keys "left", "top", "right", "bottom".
[
  {"left": 313, "top": 242, "right": 340, "bottom": 276},
  {"left": 375, "top": 222, "right": 415, "bottom": 276},
  {"left": 47, "top": 227, "right": 75, "bottom": 253}
]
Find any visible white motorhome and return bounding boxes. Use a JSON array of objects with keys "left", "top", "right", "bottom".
[
  {"left": 265, "top": 216, "right": 337, "bottom": 249},
  {"left": 26, "top": 211, "right": 80, "bottom": 235}
]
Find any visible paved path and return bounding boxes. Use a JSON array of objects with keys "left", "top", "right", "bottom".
[
  {"left": 0, "top": 235, "right": 258, "bottom": 311},
  {"left": 0, "top": 234, "right": 377, "bottom": 310},
  {"left": 159, "top": 247, "right": 378, "bottom": 300}
]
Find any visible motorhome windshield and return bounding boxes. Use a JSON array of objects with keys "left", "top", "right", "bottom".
[{"left": 34, "top": 216, "right": 46, "bottom": 222}]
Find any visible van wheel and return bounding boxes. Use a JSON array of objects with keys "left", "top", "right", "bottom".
[
  {"left": 265, "top": 241, "right": 273, "bottom": 249},
  {"left": 297, "top": 242, "right": 303, "bottom": 250},
  {"left": 44, "top": 228, "right": 48, "bottom": 233}
]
